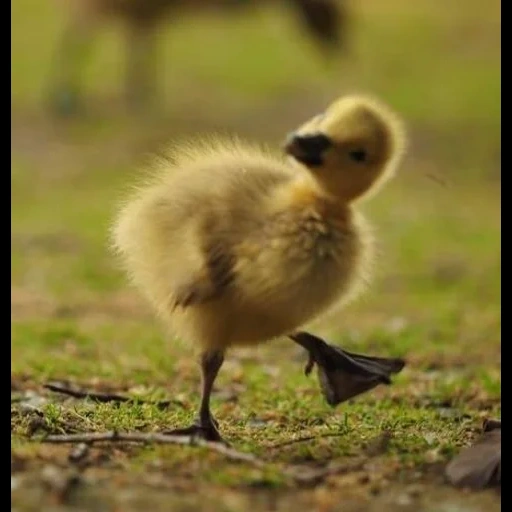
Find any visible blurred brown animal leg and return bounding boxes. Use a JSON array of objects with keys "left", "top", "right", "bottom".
[
  {"left": 164, "top": 350, "right": 225, "bottom": 443},
  {"left": 48, "top": 10, "right": 99, "bottom": 117},
  {"left": 125, "top": 22, "right": 158, "bottom": 113},
  {"left": 287, "top": 0, "right": 347, "bottom": 53}
]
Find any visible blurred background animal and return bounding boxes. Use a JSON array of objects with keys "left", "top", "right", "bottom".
[{"left": 49, "top": 0, "right": 349, "bottom": 116}]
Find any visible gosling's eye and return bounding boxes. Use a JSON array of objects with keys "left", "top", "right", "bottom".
[{"left": 348, "top": 149, "right": 367, "bottom": 163}]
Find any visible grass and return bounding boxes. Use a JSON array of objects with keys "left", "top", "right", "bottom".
[{"left": 11, "top": 0, "right": 500, "bottom": 510}]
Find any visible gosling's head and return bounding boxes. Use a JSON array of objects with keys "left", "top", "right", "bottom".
[{"left": 284, "top": 95, "right": 406, "bottom": 202}]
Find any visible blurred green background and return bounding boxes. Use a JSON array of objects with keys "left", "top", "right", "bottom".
[{"left": 11, "top": 1, "right": 501, "bottom": 509}]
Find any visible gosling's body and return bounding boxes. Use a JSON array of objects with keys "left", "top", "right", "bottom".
[
  {"left": 114, "top": 143, "right": 370, "bottom": 351},
  {"left": 112, "top": 95, "right": 406, "bottom": 442}
]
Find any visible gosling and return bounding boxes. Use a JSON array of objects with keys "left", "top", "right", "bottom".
[{"left": 111, "top": 94, "right": 407, "bottom": 443}]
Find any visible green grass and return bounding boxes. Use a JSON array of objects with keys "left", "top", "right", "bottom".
[{"left": 11, "top": 0, "right": 500, "bottom": 510}]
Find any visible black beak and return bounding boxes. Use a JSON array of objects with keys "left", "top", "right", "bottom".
[{"left": 283, "top": 133, "right": 332, "bottom": 167}]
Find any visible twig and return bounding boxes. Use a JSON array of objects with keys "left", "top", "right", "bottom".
[
  {"left": 44, "top": 383, "right": 180, "bottom": 410},
  {"left": 40, "top": 430, "right": 370, "bottom": 484},
  {"left": 288, "top": 457, "right": 369, "bottom": 485},
  {"left": 267, "top": 430, "right": 392, "bottom": 458},
  {"left": 267, "top": 432, "right": 348, "bottom": 449},
  {"left": 42, "top": 431, "right": 264, "bottom": 467}
]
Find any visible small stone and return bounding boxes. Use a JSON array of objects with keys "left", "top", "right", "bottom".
[
  {"left": 396, "top": 493, "right": 413, "bottom": 506},
  {"left": 11, "top": 475, "right": 21, "bottom": 491}
]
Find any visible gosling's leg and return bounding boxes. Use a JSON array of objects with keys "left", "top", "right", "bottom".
[
  {"left": 289, "top": 331, "right": 405, "bottom": 406},
  {"left": 165, "top": 350, "right": 225, "bottom": 443}
]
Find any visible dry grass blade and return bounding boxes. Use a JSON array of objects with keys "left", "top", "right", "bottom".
[{"left": 44, "top": 382, "right": 180, "bottom": 409}]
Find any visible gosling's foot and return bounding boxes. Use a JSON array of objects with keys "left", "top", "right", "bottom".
[
  {"left": 162, "top": 419, "right": 226, "bottom": 444},
  {"left": 290, "top": 331, "right": 406, "bottom": 406}
]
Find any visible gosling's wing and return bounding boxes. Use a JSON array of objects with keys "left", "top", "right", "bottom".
[
  {"left": 166, "top": 147, "right": 293, "bottom": 309},
  {"left": 172, "top": 235, "right": 235, "bottom": 309},
  {"left": 171, "top": 167, "right": 288, "bottom": 309}
]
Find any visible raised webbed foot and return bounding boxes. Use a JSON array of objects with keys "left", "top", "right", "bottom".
[{"left": 290, "top": 331, "right": 405, "bottom": 406}]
